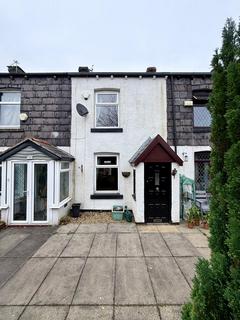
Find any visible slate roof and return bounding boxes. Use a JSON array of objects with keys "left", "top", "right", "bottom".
[{"left": 0, "top": 138, "right": 74, "bottom": 162}]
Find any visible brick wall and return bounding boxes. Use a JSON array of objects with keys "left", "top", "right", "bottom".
[
  {"left": 0, "top": 75, "right": 71, "bottom": 147},
  {"left": 167, "top": 76, "right": 212, "bottom": 146}
]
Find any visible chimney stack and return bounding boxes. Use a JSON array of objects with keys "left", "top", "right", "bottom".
[
  {"left": 146, "top": 66, "right": 157, "bottom": 73},
  {"left": 7, "top": 65, "right": 25, "bottom": 74},
  {"left": 78, "top": 66, "right": 90, "bottom": 72}
]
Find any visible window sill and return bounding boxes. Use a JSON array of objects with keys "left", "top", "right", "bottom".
[
  {"left": 91, "top": 128, "right": 123, "bottom": 133},
  {"left": 193, "top": 127, "right": 211, "bottom": 133},
  {"left": 90, "top": 193, "right": 123, "bottom": 199},
  {"left": 51, "top": 197, "right": 72, "bottom": 209}
]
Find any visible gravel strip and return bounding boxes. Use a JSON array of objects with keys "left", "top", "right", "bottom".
[{"left": 69, "top": 212, "right": 129, "bottom": 224}]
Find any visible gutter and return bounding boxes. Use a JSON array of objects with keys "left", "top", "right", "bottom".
[
  {"left": 0, "top": 71, "right": 212, "bottom": 78},
  {"left": 170, "top": 75, "right": 177, "bottom": 153}
]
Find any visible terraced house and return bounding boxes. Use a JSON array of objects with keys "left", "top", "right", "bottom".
[{"left": 0, "top": 66, "right": 212, "bottom": 225}]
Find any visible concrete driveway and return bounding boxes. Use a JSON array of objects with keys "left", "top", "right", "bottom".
[{"left": 0, "top": 223, "right": 210, "bottom": 320}]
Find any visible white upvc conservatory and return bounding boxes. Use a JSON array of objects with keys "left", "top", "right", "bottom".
[{"left": 0, "top": 138, "right": 74, "bottom": 225}]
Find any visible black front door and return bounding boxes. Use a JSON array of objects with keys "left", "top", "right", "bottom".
[{"left": 145, "top": 163, "right": 171, "bottom": 223}]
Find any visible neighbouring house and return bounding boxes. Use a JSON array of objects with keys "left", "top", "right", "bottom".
[
  {"left": 0, "top": 68, "right": 74, "bottom": 225},
  {"left": 0, "top": 66, "right": 212, "bottom": 225}
]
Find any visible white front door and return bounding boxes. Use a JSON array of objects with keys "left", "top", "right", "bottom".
[{"left": 12, "top": 161, "right": 48, "bottom": 224}]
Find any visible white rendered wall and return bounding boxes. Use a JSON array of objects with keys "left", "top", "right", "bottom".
[
  {"left": 71, "top": 77, "right": 168, "bottom": 213},
  {"left": 171, "top": 162, "right": 180, "bottom": 223},
  {"left": 134, "top": 162, "right": 145, "bottom": 222},
  {"left": 174, "top": 146, "right": 211, "bottom": 180}
]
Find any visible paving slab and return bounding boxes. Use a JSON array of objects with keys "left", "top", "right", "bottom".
[
  {"left": 176, "top": 225, "right": 202, "bottom": 234},
  {"left": 117, "top": 233, "right": 143, "bottom": 256},
  {"left": 0, "top": 258, "right": 56, "bottom": 305},
  {"left": 175, "top": 257, "right": 199, "bottom": 287},
  {"left": 183, "top": 233, "right": 209, "bottom": 248},
  {"left": 33, "top": 234, "right": 71, "bottom": 257},
  {"left": 89, "top": 233, "right": 117, "bottom": 257},
  {"left": 5, "top": 233, "right": 50, "bottom": 257},
  {"left": 57, "top": 224, "right": 79, "bottom": 234},
  {"left": 115, "top": 306, "right": 160, "bottom": 320},
  {"left": 159, "top": 306, "right": 182, "bottom": 320},
  {"left": 0, "top": 257, "right": 26, "bottom": 287},
  {"left": 20, "top": 306, "right": 68, "bottom": 320},
  {"left": 108, "top": 223, "right": 137, "bottom": 233},
  {"left": 67, "top": 306, "right": 113, "bottom": 320},
  {"left": 137, "top": 225, "right": 159, "bottom": 233},
  {"left": 0, "top": 306, "right": 24, "bottom": 320},
  {"left": 199, "top": 228, "right": 210, "bottom": 237},
  {"left": 162, "top": 233, "right": 198, "bottom": 256},
  {"left": 77, "top": 223, "right": 108, "bottom": 233},
  {"left": 31, "top": 258, "right": 85, "bottom": 305},
  {"left": 115, "top": 257, "right": 155, "bottom": 305},
  {"left": 61, "top": 234, "right": 94, "bottom": 257},
  {"left": 146, "top": 257, "right": 190, "bottom": 304},
  {"left": 157, "top": 225, "right": 179, "bottom": 233},
  {"left": 140, "top": 233, "right": 171, "bottom": 257},
  {"left": 73, "top": 257, "right": 114, "bottom": 305},
  {"left": 197, "top": 247, "right": 211, "bottom": 260},
  {"left": 0, "top": 233, "right": 30, "bottom": 256}
]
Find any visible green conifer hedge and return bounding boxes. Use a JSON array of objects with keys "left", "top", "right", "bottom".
[{"left": 182, "top": 18, "right": 240, "bottom": 320}]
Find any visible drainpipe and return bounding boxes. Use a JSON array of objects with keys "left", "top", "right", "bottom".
[{"left": 170, "top": 75, "right": 177, "bottom": 153}]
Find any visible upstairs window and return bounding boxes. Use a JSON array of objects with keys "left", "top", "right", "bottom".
[
  {"left": 95, "top": 92, "right": 119, "bottom": 127},
  {"left": 193, "top": 105, "right": 211, "bottom": 127},
  {"left": 95, "top": 155, "right": 118, "bottom": 192},
  {"left": 0, "top": 91, "right": 21, "bottom": 128},
  {"left": 193, "top": 89, "right": 211, "bottom": 129}
]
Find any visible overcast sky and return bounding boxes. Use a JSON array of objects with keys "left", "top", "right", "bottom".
[{"left": 0, "top": 0, "right": 239, "bottom": 73}]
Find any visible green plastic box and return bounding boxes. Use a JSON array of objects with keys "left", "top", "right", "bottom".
[{"left": 112, "top": 205, "right": 124, "bottom": 221}]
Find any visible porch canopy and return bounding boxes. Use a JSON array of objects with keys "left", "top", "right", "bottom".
[
  {"left": 129, "top": 134, "right": 183, "bottom": 166},
  {"left": 0, "top": 138, "right": 74, "bottom": 162}
]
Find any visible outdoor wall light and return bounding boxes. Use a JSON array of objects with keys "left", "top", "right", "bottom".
[
  {"left": 184, "top": 100, "right": 193, "bottom": 107},
  {"left": 19, "top": 113, "right": 28, "bottom": 121},
  {"left": 182, "top": 152, "right": 188, "bottom": 162},
  {"left": 82, "top": 92, "right": 90, "bottom": 100},
  {"left": 171, "top": 168, "right": 177, "bottom": 177}
]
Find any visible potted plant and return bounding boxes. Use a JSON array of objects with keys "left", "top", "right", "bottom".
[
  {"left": 186, "top": 210, "right": 195, "bottom": 229},
  {"left": 202, "top": 213, "right": 209, "bottom": 229},
  {"left": 192, "top": 205, "right": 201, "bottom": 226}
]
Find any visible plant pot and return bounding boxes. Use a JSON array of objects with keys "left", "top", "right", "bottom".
[
  {"left": 112, "top": 211, "right": 123, "bottom": 221},
  {"left": 194, "top": 219, "right": 200, "bottom": 226},
  {"left": 203, "top": 222, "right": 209, "bottom": 229},
  {"left": 188, "top": 222, "right": 194, "bottom": 229},
  {"left": 72, "top": 203, "right": 81, "bottom": 218}
]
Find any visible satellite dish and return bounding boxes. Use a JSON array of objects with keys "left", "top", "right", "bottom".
[{"left": 76, "top": 104, "right": 89, "bottom": 117}]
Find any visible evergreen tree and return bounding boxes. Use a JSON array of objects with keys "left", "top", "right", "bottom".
[
  {"left": 182, "top": 18, "right": 240, "bottom": 320},
  {"left": 224, "top": 22, "right": 240, "bottom": 318}
]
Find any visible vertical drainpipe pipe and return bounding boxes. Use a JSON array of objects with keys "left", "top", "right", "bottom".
[{"left": 170, "top": 74, "right": 177, "bottom": 153}]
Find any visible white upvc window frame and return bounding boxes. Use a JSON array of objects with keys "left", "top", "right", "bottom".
[
  {"left": 59, "top": 161, "right": 70, "bottom": 203},
  {"left": 95, "top": 91, "right": 119, "bottom": 128},
  {"left": 95, "top": 154, "right": 119, "bottom": 193},
  {"left": 0, "top": 91, "right": 21, "bottom": 129}
]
